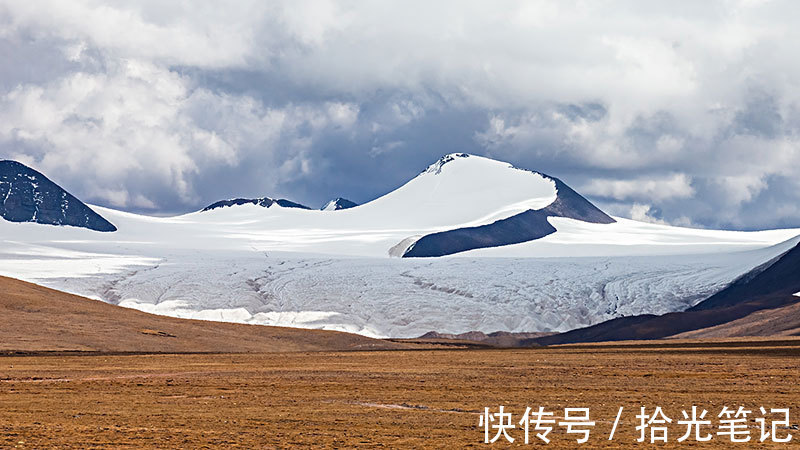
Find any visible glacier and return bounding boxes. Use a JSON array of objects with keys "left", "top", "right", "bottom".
[{"left": 1, "top": 153, "right": 799, "bottom": 338}]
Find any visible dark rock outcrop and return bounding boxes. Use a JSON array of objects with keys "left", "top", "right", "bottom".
[
  {"left": 202, "top": 197, "right": 311, "bottom": 212},
  {"left": 321, "top": 197, "right": 358, "bottom": 211},
  {"left": 0, "top": 160, "right": 116, "bottom": 232},
  {"left": 423, "top": 153, "right": 470, "bottom": 175}
]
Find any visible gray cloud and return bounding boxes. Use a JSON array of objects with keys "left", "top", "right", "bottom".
[{"left": 0, "top": 0, "right": 799, "bottom": 229}]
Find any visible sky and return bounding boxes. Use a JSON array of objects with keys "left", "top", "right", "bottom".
[{"left": 1, "top": 0, "right": 799, "bottom": 230}]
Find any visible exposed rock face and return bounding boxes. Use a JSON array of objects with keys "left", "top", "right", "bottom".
[
  {"left": 423, "top": 153, "right": 470, "bottom": 175},
  {"left": 0, "top": 160, "right": 116, "bottom": 232},
  {"left": 402, "top": 177, "right": 615, "bottom": 257},
  {"left": 202, "top": 197, "right": 311, "bottom": 212},
  {"left": 321, "top": 198, "right": 358, "bottom": 211}
]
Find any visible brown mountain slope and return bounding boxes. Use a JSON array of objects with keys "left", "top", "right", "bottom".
[
  {"left": 0, "top": 276, "right": 405, "bottom": 353},
  {"left": 670, "top": 301, "right": 800, "bottom": 339},
  {"left": 532, "top": 241, "right": 800, "bottom": 345}
]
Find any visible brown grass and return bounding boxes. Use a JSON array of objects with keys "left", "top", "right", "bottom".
[
  {"left": 3, "top": 276, "right": 800, "bottom": 447},
  {"left": 2, "top": 342, "right": 800, "bottom": 448}
]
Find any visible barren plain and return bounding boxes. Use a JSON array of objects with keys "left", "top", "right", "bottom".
[{"left": 2, "top": 340, "right": 800, "bottom": 448}]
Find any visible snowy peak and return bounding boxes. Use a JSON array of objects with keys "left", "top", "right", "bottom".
[
  {"left": 3, "top": 154, "right": 800, "bottom": 339},
  {"left": 321, "top": 197, "right": 358, "bottom": 211},
  {"left": 0, "top": 160, "right": 116, "bottom": 232},
  {"left": 202, "top": 197, "right": 311, "bottom": 212},
  {"left": 399, "top": 156, "right": 615, "bottom": 257},
  {"left": 378, "top": 153, "right": 559, "bottom": 219},
  {"left": 423, "top": 152, "right": 471, "bottom": 175}
]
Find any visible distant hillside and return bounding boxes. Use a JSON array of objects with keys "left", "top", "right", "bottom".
[
  {"left": 670, "top": 301, "right": 800, "bottom": 339},
  {"left": 0, "top": 276, "right": 404, "bottom": 353}
]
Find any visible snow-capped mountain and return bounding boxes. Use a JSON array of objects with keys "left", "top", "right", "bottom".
[
  {"left": 401, "top": 161, "right": 615, "bottom": 257},
  {"left": 0, "top": 160, "right": 116, "bottom": 232},
  {"left": 202, "top": 197, "right": 310, "bottom": 211},
  {"left": 0, "top": 153, "right": 798, "bottom": 338},
  {"left": 321, "top": 197, "right": 358, "bottom": 211}
]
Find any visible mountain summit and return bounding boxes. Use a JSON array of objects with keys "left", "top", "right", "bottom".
[
  {"left": 202, "top": 197, "right": 310, "bottom": 212},
  {"left": 321, "top": 198, "right": 358, "bottom": 211},
  {"left": 0, "top": 160, "right": 116, "bottom": 232},
  {"left": 395, "top": 153, "right": 615, "bottom": 257},
  {"left": 197, "top": 153, "right": 615, "bottom": 257}
]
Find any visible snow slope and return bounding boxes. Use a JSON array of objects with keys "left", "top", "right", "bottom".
[{"left": 1, "top": 153, "right": 799, "bottom": 337}]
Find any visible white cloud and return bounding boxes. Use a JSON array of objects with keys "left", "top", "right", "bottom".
[
  {"left": 713, "top": 175, "right": 767, "bottom": 206},
  {"left": 628, "top": 203, "right": 669, "bottom": 225},
  {"left": 582, "top": 173, "right": 695, "bottom": 202},
  {"left": 326, "top": 102, "right": 360, "bottom": 128},
  {"left": 277, "top": 0, "right": 352, "bottom": 46},
  {"left": 0, "top": 60, "right": 207, "bottom": 201},
  {"left": 1, "top": 0, "right": 261, "bottom": 68},
  {"left": 0, "top": 0, "right": 800, "bottom": 227},
  {"left": 0, "top": 58, "right": 359, "bottom": 208}
]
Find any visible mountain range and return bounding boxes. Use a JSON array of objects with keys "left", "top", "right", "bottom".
[
  {"left": 0, "top": 153, "right": 798, "bottom": 341},
  {"left": 202, "top": 197, "right": 312, "bottom": 212}
]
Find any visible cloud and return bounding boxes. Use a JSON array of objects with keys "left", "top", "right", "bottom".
[
  {"left": 0, "top": 60, "right": 208, "bottom": 203},
  {"left": 0, "top": 0, "right": 261, "bottom": 68},
  {"left": 369, "top": 140, "right": 403, "bottom": 157},
  {"left": 0, "top": 0, "right": 799, "bottom": 229},
  {"left": 582, "top": 174, "right": 695, "bottom": 202},
  {"left": 713, "top": 175, "right": 768, "bottom": 206},
  {"left": 628, "top": 204, "right": 669, "bottom": 225},
  {"left": 0, "top": 57, "right": 359, "bottom": 209}
]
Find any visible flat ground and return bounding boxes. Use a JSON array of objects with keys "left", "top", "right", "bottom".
[{"left": 2, "top": 340, "right": 800, "bottom": 448}]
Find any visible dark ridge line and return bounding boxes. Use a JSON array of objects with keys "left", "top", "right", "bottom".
[
  {"left": 202, "top": 197, "right": 311, "bottom": 212},
  {"left": 403, "top": 177, "right": 614, "bottom": 257}
]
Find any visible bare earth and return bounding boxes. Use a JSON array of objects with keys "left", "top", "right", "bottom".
[
  {"left": 2, "top": 341, "right": 800, "bottom": 448},
  {"left": 672, "top": 301, "right": 800, "bottom": 339}
]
